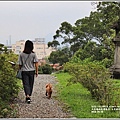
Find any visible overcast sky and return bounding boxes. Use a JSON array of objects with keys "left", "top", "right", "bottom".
[{"left": 0, "top": 1, "right": 96, "bottom": 45}]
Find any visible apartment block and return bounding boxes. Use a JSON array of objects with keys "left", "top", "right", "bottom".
[{"left": 12, "top": 38, "right": 56, "bottom": 60}]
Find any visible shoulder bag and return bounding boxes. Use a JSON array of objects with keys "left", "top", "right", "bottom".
[{"left": 16, "top": 54, "right": 30, "bottom": 79}]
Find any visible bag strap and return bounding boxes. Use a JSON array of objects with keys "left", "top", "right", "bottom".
[{"left": 20, "top": 54, "right": 30, "bottom": 69}]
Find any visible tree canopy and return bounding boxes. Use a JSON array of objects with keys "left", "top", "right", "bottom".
[{"left": 48, "top": 2, "right": 120, "bottom": 65}]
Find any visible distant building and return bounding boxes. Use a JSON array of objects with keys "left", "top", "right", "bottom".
[
  {"left": 5, "top": 45, "right": 12, "bottom": 51},
  {"left": 12, "top": 38, "right": 56, "bottom": 60}
]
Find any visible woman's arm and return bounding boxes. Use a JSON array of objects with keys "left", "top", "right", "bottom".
[{"left": 35, "top": 62, "right": 38, "bottom": 77}]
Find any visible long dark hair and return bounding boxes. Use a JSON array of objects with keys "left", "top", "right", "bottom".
[{"left": 23, "top": 40, "right": 34, "bottom": 54}]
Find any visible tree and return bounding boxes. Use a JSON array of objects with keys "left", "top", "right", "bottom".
[
  {"left": 53, "top": 21, "right": 74, "bottom": 45},
  {"left": 48, "top": 40, "right": 60, "bottom": 49},
  {"left": 48, "top": 47, "right": 71, "bottom": 65},
  {"left": 48, "top": 2, "right": 119, "bottom": 62},
  {"left": 95, "top": 2, "right": 120, "bottom": 37}
]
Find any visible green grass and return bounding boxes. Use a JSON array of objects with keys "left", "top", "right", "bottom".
[{"left": 53, "top": 72, "right": 120, "bottom": 118}]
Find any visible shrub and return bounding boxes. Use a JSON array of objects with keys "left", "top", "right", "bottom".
[
  {"left": 64, "top": 61, "right": 116, "bottom": 106},
  {"left": 0, "top": 54, "right": 19, "bottom": 118},
  {"left": 39, "top": 64, "right": 53, "bottom": 74},
  {"left": 0, "top": 56, "right": 19, "bottom": 102},
  {"left": 38, "top": 66, "right": 43, "bottom": 74}
]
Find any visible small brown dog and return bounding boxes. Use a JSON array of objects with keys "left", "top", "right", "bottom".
[{"left": 45, "top": 83, "right": 52, "bottom": 99}]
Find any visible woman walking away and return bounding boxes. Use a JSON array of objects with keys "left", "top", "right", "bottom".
[{"left": 18, "top": 40, "right": 38, "bottom": 104}]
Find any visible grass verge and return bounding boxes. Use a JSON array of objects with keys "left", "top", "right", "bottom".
[{"left": 53, "top": 72, "right": 120, "bottom": 118}]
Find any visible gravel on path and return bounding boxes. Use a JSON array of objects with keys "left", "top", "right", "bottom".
[{"left": 14, "top": 74, "right": 74, "bottom": 118}]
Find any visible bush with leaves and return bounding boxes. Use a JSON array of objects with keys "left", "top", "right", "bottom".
[
  {"left": 38, "top": 66, "right": 43, "bottom": 74},
  {"left": 64, "top": 60, "right": 119, "bottom": 106},
  {"left": 0, "top": 54, "right": 19, "bottom": 100},
  {"left": 39, "top": 64, "right": 53, "bottom": 74},
  {"left": 0, "top": 53, "right": 19, "bottom": 118}
]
